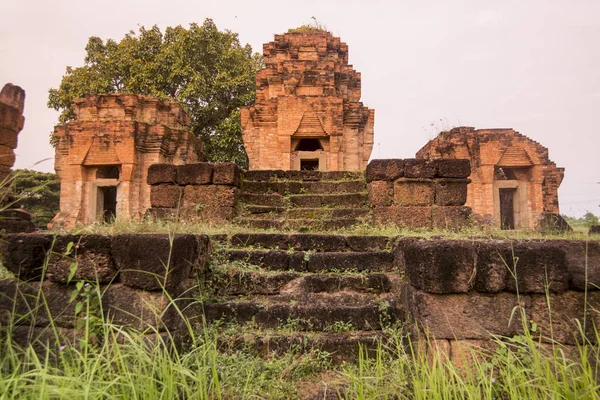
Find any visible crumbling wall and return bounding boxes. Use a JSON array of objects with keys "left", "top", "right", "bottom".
[
  {"left": 367, "top": 159, "right": 472, "bottom": 229},
  {"left": 396, "top": 238, "right": 600, "bottom": 362},
  {"left": 0, "top": 233, "right": 209, "bottom": 348},
  {"left": 146, "top": 162, "right": 243, "bottom": 223}
]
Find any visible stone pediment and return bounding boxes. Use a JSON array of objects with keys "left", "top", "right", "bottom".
[
  {"left": 294, "top": 112, "right": 327, "bottom": 136},
  {"left": 82, "top": 137, "right": 120, "bottom": 165},
  {"left": 496, "top": 147, "right": 533, "bottom": 167}
]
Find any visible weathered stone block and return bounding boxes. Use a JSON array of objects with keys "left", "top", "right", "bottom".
[
  {"left": 291, "top": 234, "right": 348, "bottom": 252},
  {"left": 431, "top": 206, "right": 472, "bottom": 231},
  {"left": 402, "top": 240, "right": 476, "bottom": 293},
  {"left": 345, "top": 236, "right": 390, "bottom": 252},
  {"left": 230, "top": 233, "right": 293, "bottom": 250},
  {"left": 432, "top": 159, "right": 471, "bottom": 178},
  {"left": 434, "top": 179, "right": 468, "bottom": 206},
  {"left": 590, "top": 225, "right": 600, "bottom": 235},
  {"left": 368, "top": 181, "right": 393, "bottom": 206},
  {"left": 224, "top": 249, "right": 292, "bottom": 271},
  {"left": 47, "top": 234, "right": 117, "bottom": 283},
  {"left": 0, "top": 145, "right": 16, "bottom": 167},
  {"left": 112, "top": 234, "right": 201, "bottom": 292},
  {"left": 528, "top": 291, "right": 600, "bottom": 345},
  {"left": 0, "top": 233, "right": 52, "bottom": 280},
  {"left": 177, "top": 163, "right": 213, "bottom": 185},
  {"left": 554, "top": 240, "right": 600, "bottom": 291},
  {"left": 394, "top": 179, "right": 434, "bottom": 206},
  {"left": 212, "top": 162, "right": 242, "bottom": 186},
  {"left": 102, "top": 284, "right": 181, "bottom": 331},
  {"left": 406, "top": 287, "right": 527, "bottom": 339},
  {"left": 404, "top": 159, "right": 436, "bottom": 179},
  {"left": 147, "top": 164, "right": 177, "bottom": 185},
  {"left": 505, "top": 242, "right": 569, "bottom": 293},
  {"left": 0, "top": 102, "right": 24, "bottom": 132},
  {"left": 0, "top": 127, "right": 18, "bottom": 149},
  {"left": 373, "top": 206, "right": 432, "bottom": 228},
  {"left": 306, "top": 252, "right": 394, "bottom": 273},
  {"left": 150, "top": 184, "right": 182, "bottom": 208},
  {"left": 183, "top": 185, "right": 237, "bottom": 208},
  {"left": 473, "top": 242, "right": 509, "bottom": 292},
  {"left": 449, "top": 340, "right": 497, "bottom": 369},
  {"left": 366, "top": 159, "right": 405, "bottom": 182}
]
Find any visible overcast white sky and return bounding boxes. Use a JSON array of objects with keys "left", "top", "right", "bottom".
[{"left": 1, "top": 0, "right": 598, "bottom": 217}]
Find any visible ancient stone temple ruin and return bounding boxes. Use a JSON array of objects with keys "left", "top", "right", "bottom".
[
  {"left": 241, "top": 29, "right": 374, "bottom": 171},
  {"left": 50, "top": 94, "right": 200, "bottom": 228},
  {"left": 416, "top": 127, "right": 564, "bottom": 230}
]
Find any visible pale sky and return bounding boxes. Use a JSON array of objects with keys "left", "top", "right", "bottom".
[{"left": 1, "top": 0, "right": 598, "bottom": 217}]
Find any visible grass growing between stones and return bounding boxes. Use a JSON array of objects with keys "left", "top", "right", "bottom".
[{"left": 53, "top": 216, "right": 599, "bottom": 242}]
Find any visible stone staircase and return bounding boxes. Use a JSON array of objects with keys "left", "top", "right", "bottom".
[
  {"left": 198, "top": 233, "right": 404, "bottom": 364},
  {"left": 235, "top": 170, "right": 371, "bottom": 230}
]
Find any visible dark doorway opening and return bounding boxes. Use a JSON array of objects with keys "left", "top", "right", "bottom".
[
  {"left": 499, "top": 188, "right": 516, "bottom": 230},
  {"left": 100, "top": 186, "right": 117, "bottom": 222},
  {"left": 300, "top": 159, "right": 319, "bottom": 171},
  {"left": 295, "top": 139, "right": 323, "bottom": 152}
]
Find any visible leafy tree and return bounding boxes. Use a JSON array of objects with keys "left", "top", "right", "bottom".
[
  {"left": 583, "top": 211, "right": 599, "bottom": 227},
  {"left": 11, "top": 169, "right": 60, "bottom": 227},
  {"left": 48, "top": 19, "right": 262, "bottom": 168}
]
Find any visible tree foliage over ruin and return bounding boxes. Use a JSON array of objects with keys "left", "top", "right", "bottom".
[
  {"left": 48, "top": 19, "right": 262, "bottom": 168},
  {"left": 11, "top": 169, "right": 60, "bottom": 227}
]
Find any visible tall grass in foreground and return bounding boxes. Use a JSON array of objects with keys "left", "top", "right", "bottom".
[{"left": 1, "top": 299, "right": 599, "bottom": 399}]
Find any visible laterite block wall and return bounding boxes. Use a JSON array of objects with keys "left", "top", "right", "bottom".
[
  {"left": 367, "top": 159, "right": 472, "bottom": 229},
  {"left": 146, "top": 162, "right": 243, "bottom": 223},
  {"left": 0, "top": 233, "right": 209, "bottom": 349}
]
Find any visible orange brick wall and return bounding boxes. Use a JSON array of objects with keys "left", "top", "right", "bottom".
[
  {"left": 50, "top": 94, "right": 201, "bottom": 228},
  {"left": 0, "top": 83, "right": 25, "bottom": 186},
  {"left": 241, "top": 30, "right": 374, "bottom": 171},
  {"left": 416, "top": 127, "right": 564, "bottom": 229}
]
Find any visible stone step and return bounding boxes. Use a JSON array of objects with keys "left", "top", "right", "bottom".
[
  {"left": 243, "top": 207, "right": 370, "bottom": 219},
  {"left": 222, "top": 249, "right": 395, "bottom": 272},
  {"left": 200, "top": 300, "right": 403, "bottom": 331},
  {"left": 235, "top": 217, "right": 364, "bottom": 231},
  {"left": 228, "top": 233, "right": 391, "bottom": 252},
  {"left": 241, "top": 180, "right": 366, "bottom": 195},
  {"left": 289, "top": 193, "right": 368, "bottom": 208},
  {"left": 239, "top": 192, "right": 368, "bottom": 208},
  {"left": 244, "top": 170, "right": 364, "bottom": 182},
  {"left": 216, "top": 330, "right": 389, "bottom": 364},
  {"left": 211, "top": 270, "right": 394, "bottom": 296}
]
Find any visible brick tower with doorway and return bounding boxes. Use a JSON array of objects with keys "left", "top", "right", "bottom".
[
  {"left": 50, "top": 94, "right": 200, "bottom": 228},
  {"left": 241, "top": 28, "right": 374, "bottom": 171}
]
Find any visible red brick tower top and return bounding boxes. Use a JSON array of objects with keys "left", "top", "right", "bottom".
[{"left": 242, "top": 28, "right": 374, "bottom": 171}]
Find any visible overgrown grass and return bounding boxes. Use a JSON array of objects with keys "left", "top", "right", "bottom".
[{"left": 48, "top": 216, "right": 600, "bottom": 242}]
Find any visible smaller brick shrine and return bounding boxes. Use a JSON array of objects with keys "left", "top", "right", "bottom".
[
  {"left": 416, "top": 127, "right": 565, "bottom": 230},
  {"left": 241, "top": 29, "right": 374, "bottom": 172},
  {"left": 50, "top": 94, "right": 201, "bottom": 228}
]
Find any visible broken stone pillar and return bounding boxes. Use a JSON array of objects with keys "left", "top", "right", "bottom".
[
  {"left": 241, "top": 28, "right": 374, "bottom": 171},
  {"left": 50, "top": 94, "right": 201, "bottom": 228},
  {"left": 0, "top": 83, "right": 36, "bottom": 233}
]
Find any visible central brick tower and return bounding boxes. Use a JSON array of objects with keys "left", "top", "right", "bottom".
[{"left": 241, "top": 28, "right": 374, "bottom": 171}]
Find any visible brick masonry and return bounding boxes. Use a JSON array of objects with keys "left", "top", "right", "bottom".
[
  {"left": 50, "top": 94, "right": 201, "bottom": 228},
  {"left": 367, "top": 158, "right": 472, "bottom": 229},
  {"left": 416, "top": 127, "right": 565, "bottom": 230},
  {"left": 146, "top": 162, "right": 242, "bottom": 223},
  {"left": 241, "top": 29, "right": 374, "bottom": 171}
]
